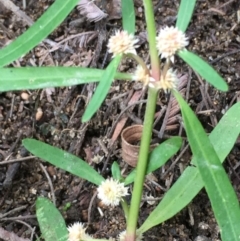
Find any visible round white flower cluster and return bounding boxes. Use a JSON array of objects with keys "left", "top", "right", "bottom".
[
  {"left": 107, "top": 27, "right": 188, "bottom": 92},
  {"left": 156, "top": 26, "right": 188, "bottom": 62},
  {"left": 107, "top": 30, "right": 139, "bottom": 57},
  {"left": 67, "top": 222, "right": 92, "bottom": 241},
  {"left": 133, "top": 65, "right": 155, "bottom": 86},
  {"left": 149, "top": 68, "right": 178, "bottom": 93},
  {"left": 118, "top": 230, "right": 143, "bottom": 241},
  {"left": 97, "top": 178, "right": 129, "bottom": 207}
]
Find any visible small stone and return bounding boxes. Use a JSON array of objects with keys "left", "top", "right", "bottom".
[{"left": 21, "top": 92, "right": 30, "bottom": 100}]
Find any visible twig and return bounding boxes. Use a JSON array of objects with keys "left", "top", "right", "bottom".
[
  {"left": 218, "top": 0, "right": 236, "bottom": 9},
  {"left": 229, "top": 91, "right": 240, "bottom": 107},
  {"left": 0, "top": 156, "right": 36, "bottom": 165},
  {"left": 0, "top": 215, "right": 36, "bottom": 221},
  {"left": 161, "top": 144, "right": 189, "bottom": 179},
  {"left": 179, "top": 163, "right": 195, "bottom": 226},
  {"left": 38, "top": 163, "right": 56, "bottom": 206},
  {"left": 227, "top": 157, "right": 240, "bottom": 183},
  {"left": 199, "top": 86, "right": 216, "bottom": 126},
  {"left": 107, "top": 100, "right": 147, "bottom": 138},
  {"left": 49, "top": 32, "right": 96, "bottom": 52},
  {"left": 153, "top": 106, "right": 166, "bottom": 128},
  {"left": 87, "top": 191, "right": 97, "bottom": 224},
  {"left": 15, "top": 220, "right": 39, "bottom": 241},
  {"left": 0, "top": 205, "right": 27, "bottom": 219},
  {"left": 186, "top": 68, "right": 192, "bottom": 102},
  {"left": 9, "top": 94, "right": 15, "bottom": 119},
  {"left": 210, "top": 49, "right": 240, "bottom": 64},
  {"left": 158, "top": 96, "right": 172, "bottom": 138},
  {"left": 0, "top": 0, "right": 33, "bottom": 26}
]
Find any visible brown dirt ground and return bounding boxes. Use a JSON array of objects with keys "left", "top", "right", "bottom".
[{"left": 1, "top": 0, "right": 240, "bottom": 240}]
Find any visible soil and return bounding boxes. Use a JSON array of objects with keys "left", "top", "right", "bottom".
[{"left": 0, "top": 0, "right": 240, "bottom": 240}]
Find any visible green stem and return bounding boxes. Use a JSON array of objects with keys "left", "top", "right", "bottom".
[
  {"left": 162, "top": 59, "right": 171, "bottom": 79},
  {"left": 115, "top": 72, "right": 133, "bottom": 80},
  {"left": 125, "top": 87, "right": 158, "bottom": 240},
  {"left": 143, "top": 0, "right": 160, "bottom": 80},
  {"left": 121, "top": 198, "right": 130, "bottom": 221}
]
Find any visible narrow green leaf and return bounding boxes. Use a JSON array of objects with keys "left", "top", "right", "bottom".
[
  {"left": 178, "top": 50, "right": 228, "bottom": 91},
  {"left": 121, "top": 0, "right": 135, "bottom": 34},
  {"left": 139, "top": 101, "right": 240, "bottom": 233},
  {"left": 82, "top": 55, "right": 122, "bottom": 122},
  {"left": 36, "top": 197, "right": 68, "bottom": 241},
  {"left": 0, "top": 0, "right": 79, "bottom": 67},
  {"left": 176, "top": 0, "right": 197, "bottom": 32},
  {"left": 124, "top": 137, "right": 182, "bottom": 186},
  {"left": 0, "top": 67, "right": 132, "bottom": 92},
  {"left": 173, "top": 91, "right": 240, "bottom": 241},
  {"left": 111, "top": 162, "right": 121, "bottom": 181},
  {"left": 23, "top": 139, "right": 104, "bottom": 186}
]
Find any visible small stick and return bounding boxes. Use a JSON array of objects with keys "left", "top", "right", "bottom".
[
  {"left": 0, "top": 205, "right": 27, "bottom": 219},
  {"left": 161, "top": 144, "right": 189, "bottom": 179},
  {"left": 15, "top": 220, "right": 39, "bottom": 241},
  {"left": 87, "top": 191, "right": 97, "bottom": 224},
  {"left": 0, "top": 215, "right": 36, "bottom": 221},
  {"left": 38, "top": 163, "right": 56, "bottom": 206},
  {"left": 0, "top": 156, "right": 36, "bottom": 165}
]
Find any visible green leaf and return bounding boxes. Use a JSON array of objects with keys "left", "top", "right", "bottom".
[
  {"left": 139, "top": 101, "right": 240, "bottom": 234},
  {"left": 173, "top": 91, "right": 240, "bottom": 241},
  {"left": 0, "top": 0, "right": 80, "bottom": 67},
  {"left": 178, "top": 50, "right": 228, "bottom": 91},
  {"left": 0, "top": 67, "right": 132, "bottom": 92},
  {"left": 121, "top": 0, "right": 135, "bottom": 34},
  {"left": 124, "top": 137, "right": 182, "bottom": 186},
  {"left": 82, "top": 55, "right": 122, "bottom": 122},
  {"left": 62, "top": 202, "right": 71, "bottom": 212},
  {"left": 111, "top": 162, "right": 121, "bottom": 181},
  {"left": 36, "top": 197, "right": 68, "bottom": 241},
  {"left": 176, "top": 0, "right": 197, "bottom": 32},
  {"left": 23, "top": 139, "right": 104, "bottom": 186}
]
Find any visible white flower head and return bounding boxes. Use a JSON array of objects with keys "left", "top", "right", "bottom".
[
  {"left": 67, "top": 222, "right": 92, "bottom": 241},
  {"left": 156, "top": 26, "right": 188, "bottom": 62},
  {"left": 133, "top": 65, "right": 153, "bottom": 86},
  {"left": 97, "top": 178, "right": 129, "bottom": 207},
  {"left": 149, "top": 68, "right": 178, "bottom": 93},
  {"left": 118, "top": 230, "right": 143, "bottom": 241},
  {"left": 107, "top": 30, "right": 139, "bottom": 57}
]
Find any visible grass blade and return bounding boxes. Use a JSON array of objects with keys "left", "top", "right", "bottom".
[
  {"left": 0, "top": 0, "right": 80, "bottom": 67},
  {"left": 111, "top": 162, "right": 122, "bottom": 181},
  {"left": 121, "top": 0, "right": 135, "bottom": 34},
  {"left": 139, "top": 101, "right": 240, "bottom": 233},
  {"left": 124, "top": 137, "right": 182, "bottom": 186},
  {"left": 23, "top": 139, "right": 105, "bottom": 186},
  {"left": 173, "top": 91, "right": 240, "bottom": 241},
  {"left": 178, "top": 50, "right": 228, "bottom": 91},
  {"left": 36, "top": 197, "right": 68, "bottom": 241},
  {"left": 0, "top": 67, "right": 131, "bottom": 92},
  {"left": 82, "top": 55, "right": 122, "bottom": 122},
  {"left": 176, "top": 0, "right": 197, "bottom": 32}
]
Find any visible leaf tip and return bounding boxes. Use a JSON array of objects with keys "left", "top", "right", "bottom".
[{"left": 81, "top": 114, "right": 89, "bottom": 123}]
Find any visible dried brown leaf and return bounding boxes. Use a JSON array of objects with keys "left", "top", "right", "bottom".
[
  {"left": 0, "top": 227, "right": 30, "bottom": 241},
  {"left": 77, "top": 0, "right": 108, "bottom": 22},
  {"left": 157, "top": 73, "right": 189, "bottom": 138},
  {"left": 72, "top": 32, "right": 98, "bottom": 48},
  {"left": 106, "top": 0, "right": 121, "bottom": 20},
  {"left": 166, "top": 74, "right": 188, "bottom": 129}
]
